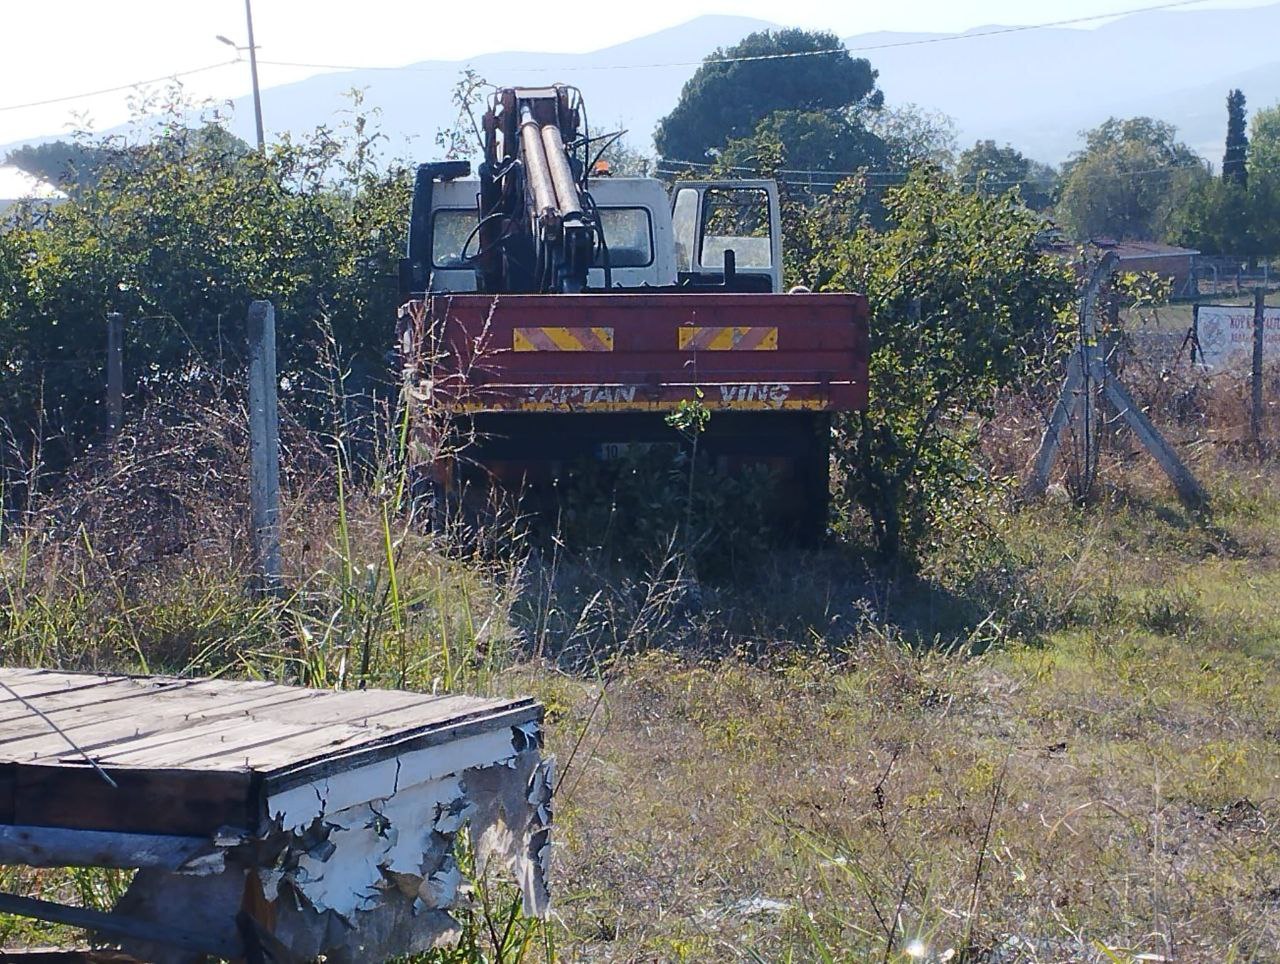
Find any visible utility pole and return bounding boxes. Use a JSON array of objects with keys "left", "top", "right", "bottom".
[
  {"left": 218, "top": 1, "right": 265, "bottom": 151},
  {"left": 244, "top": 0, "right": 265, "bottom": 151}
]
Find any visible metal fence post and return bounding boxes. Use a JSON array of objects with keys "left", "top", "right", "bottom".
[
  {"left": 1253, "top": 287, "right": 1266, "bottom": 448},
  {"left": 247, "top": 300, "right": 283, "bottom": 594},
  {"left": 106, "top": 313, "right": 123, "bottom": 435}
]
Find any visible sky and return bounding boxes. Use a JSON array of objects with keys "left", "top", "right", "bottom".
[{"left": 1, "top": 0, "right": 1276, "bottom": 147}]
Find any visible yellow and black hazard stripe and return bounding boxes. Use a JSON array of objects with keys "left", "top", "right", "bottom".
[
  {"left": 678, "top": 326, "right": 778, "bottom": 351},
  {"left": 513, "top": 327, "right": 614, "bottom": 352}
]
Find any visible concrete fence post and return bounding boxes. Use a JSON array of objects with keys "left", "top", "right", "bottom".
[
  {"left": 1253, "top": 288, "right": 1266, "bottom": 448},
  {"left": 106, "top": 313, "right": 123, "bottom": 436},
  {"left": 247, "top": 300, "right": 283, "bottom": 594}
]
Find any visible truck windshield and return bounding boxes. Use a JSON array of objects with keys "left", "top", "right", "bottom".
[
  {"left": 432, "top": 209, "right": 476, "bottom": 268},
  {"left": 700, "top": 187, "right": 772, "bottom": 269},
  {"left": 595, "top": 207, "right": 653, "bottom": 267}
]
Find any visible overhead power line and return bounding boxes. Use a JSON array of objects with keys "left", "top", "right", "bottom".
[
  {"left": 0, "top": 0, "right": 1214, "bottom": 117},
  {"left": 257, "top": 0, "right": 1213, "bottom": 75},
  {"left": 0, "top": 60, "right": 241, "bottom": 114},
  {"left": 657, "top": 157, "right": 1207, "bottom": 188}
]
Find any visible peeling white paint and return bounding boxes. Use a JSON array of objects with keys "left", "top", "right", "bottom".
[
  {"left": 285, "top": 777, "right": 461, "bottom": 917},
  {"left": 417, "top": 858, "right": 461, "bottom": 909},
  {"left": 260, "top": 726, "right": 546, "bottom": 924},
  {"left": 266, "top": 727, "right": 522, "bottom": 832},
  {"left": 175, "top": 851, "right": 226, "bottom": 876}
]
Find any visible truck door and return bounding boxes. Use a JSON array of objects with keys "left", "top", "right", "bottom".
[{"left": 670, "top": 180, "right": 783, "bottom": 292}]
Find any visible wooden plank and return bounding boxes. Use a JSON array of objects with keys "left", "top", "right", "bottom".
[
  {"left": 0, "top": 825, "right": 208, "bottom": 870},
  {"left": 12, "top": 764, "right": 253, "bottom": 835},
  {"left": 189, "top": 697, "right": 527, "bottom": 771},
  {"left": 0, "top": 892, "right": 239, "bottom": 959},
  {"left": 0, "top": 669, "right": 90, "bottom": 686},
  {"left": 234, "top": 688, "right": 463, "bottom": 726},
  {"left": 0, "top": 670, "right": 129, "bottom": 695},
  {"left": 0, "top": 687, "right": 324, "bottom": 760},
  {"left": 0, "top": 761, "right": 14, "bottom": 824},
  {"left": 280, "top": 693, "right": 503, "bottom": 731},
  {"left": 0, "top": 680, "right": 267, "bottom": 745},
  {"left": 0, "top": 677, "right": 293, "bottom": 728},
  {"left": 0, "top": 673, "right": 130, "bottom": 711},
  {"left": 0, "top": 678, "right": 192, "bottom": 728},
  {"left": 82, "top": 694, "right": 515, "bottom": 771},
  {"left": 83, "top": 718, "right": 352, "bottom": 769},
  {"left": 0, "top": 949, "right": 140, "bottom": 962},
  {"left": 263, "top": 701, "right": 541, "bottom": 799}
]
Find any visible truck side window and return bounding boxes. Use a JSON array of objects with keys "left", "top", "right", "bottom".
[
  {"left": 671, "top": 188, "right": 698, "bottom": 273},
  {"left": 700, "top": 188, "right": 772, "bottom": 269},
  {"left": 594, "top": 208, "right": 654, "bottom": 268},
  {"left": 432, "top": 209, "right": 476, "bottom": 268}
]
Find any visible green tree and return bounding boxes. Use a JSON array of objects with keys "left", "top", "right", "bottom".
[
  {"left": 1057, "top": 117, "right": 1206, "bottom": 240},
  {"left": 654, "top": 29, "right": 883, "bottom": 166},
  {"left": 0, "top": 116, "right": 409, "bottom": 470},
  {"left": 866, "top": 104, "right": 958, "bottom": 172},
  {"left": 1172, "top": 98, "right": 1280, "bottom": 261},
  {"left": 6, "top": 140, "right": 111, "bottom": 194},
  {"left": 6, "top": 126, "right": 251, "bottom": 196},
  {"left": 793, "top": 173, "right": 1075, "bottom": 565},
  {"left": 1249, "top": 102, "right": 1280, "bottom": 175},
  {"left": 1247, "top": 103, "right": 1280, "bottom": 256},
  {"left": 719, "top": 110, "right": 888, "bottom": 176},
  {"left": 957, "top": 139, "right": 1058, "bottom": 209},
  {"left": 1223, "top": 89, "right": 1248, "bottom": 188}
]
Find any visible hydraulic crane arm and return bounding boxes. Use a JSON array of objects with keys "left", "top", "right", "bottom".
[{"left": 478, "top": 85, "right": 598, "bottom": 294}]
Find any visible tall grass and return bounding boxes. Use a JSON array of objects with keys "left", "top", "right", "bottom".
[{"left": 0, "top": 367, "right": 556, "bottom": 957}]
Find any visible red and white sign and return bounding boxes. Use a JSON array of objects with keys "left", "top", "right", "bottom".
[{"left": 1196, "top": 304, "right": 1280, "bottom": 371}]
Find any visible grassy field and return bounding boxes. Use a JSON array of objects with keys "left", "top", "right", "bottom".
[{"left": 1, "top": 397, "right": 1278, "bottom": 962}]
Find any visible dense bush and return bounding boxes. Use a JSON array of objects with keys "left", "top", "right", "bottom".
[
  {"left": 0, "top": 107, "right": 410, "bottom": 481},
  {"left": 792, "top": 172, "right": 1076, "bottom": 566}
]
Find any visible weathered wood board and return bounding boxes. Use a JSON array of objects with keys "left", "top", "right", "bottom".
[{"left": 0, "top": 669, "right": 541, "bottom": 836}]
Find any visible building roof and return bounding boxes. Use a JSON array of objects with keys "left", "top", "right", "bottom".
[{"left": 1092, "top": 238, "right": 1201, "bottom": 259}]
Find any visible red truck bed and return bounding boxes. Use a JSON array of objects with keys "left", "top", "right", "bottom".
[{"left": 404, "top": 292, "right": 870, "bottom": 413}]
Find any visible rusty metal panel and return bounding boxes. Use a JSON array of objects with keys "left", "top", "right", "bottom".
[{"left": 410, "top": 292, "right": 870, "bottom": 415}]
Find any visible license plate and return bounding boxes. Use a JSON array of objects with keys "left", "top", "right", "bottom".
[{"left": 595, "top": 442, "right": 633, "bottom": 460}]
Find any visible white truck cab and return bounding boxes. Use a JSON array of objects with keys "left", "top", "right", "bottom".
[{"left": 424, "top": 175, "right": 783, "bottom": 295}]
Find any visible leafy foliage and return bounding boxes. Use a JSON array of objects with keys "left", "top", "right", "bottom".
[
  {"left": 1249, "top": 101, "right": 1280, "bottom": 175},
  {"left": 1223, "top": 88, "right": 1249, "bottom": 189},
  {"left": 0, "top": 104, "right": 409, "bottom": 471},
  {"left": 1056, "top": 117, "right": 1206, "bottom": 241},
  {"left": 793, "top": 173, "right": 1075, "bottom": 565},
  {"left": 653, "top": 29, "right": 882, "bottom": 166},
  {"left": 5, "top": 140, "right": 113, "bottom": 195},
  {"left": 865, "top": 103, "right": 958, "bottom": 172},
  {"left": 957, "top": 139, "right": 1058, "bottom": 210},
  {"left": 720, "top": 110, "right": 887, "bottom": 176},
  {"left": 1171, "top": 94, "right": 1280, "bottom": 260}
]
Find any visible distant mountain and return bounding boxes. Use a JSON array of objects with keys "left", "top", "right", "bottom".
[
  {"left": 69, "top": 15, "right": 776, "bottom": 166},
  {"left": 859, "top": 3, "right": 1280, "bottom": 163},
  {"left": 11, "top": 5, "right": 1280, "bottom": 169}
]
